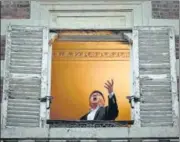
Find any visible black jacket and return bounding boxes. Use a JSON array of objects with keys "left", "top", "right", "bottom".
[{"left": 80, "top": 94, "right": 119, "bottom": 120}]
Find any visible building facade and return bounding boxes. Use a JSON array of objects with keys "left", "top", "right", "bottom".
[{"left": 1, "top": 0, "right": 180, "bottom": 141}]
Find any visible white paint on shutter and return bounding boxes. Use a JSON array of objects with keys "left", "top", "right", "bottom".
[
  {"left": 133, "top": 27, "right": 178, "bottom": 127},
  {"left": 1, "top": 25, "right": 49, "bottom": 128}
]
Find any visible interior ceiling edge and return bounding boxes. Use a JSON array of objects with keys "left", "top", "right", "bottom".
[{"left": 50, "top": 30, "right": 131, "bottom": 43}]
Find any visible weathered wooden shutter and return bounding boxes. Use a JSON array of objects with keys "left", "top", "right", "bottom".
[
  {"left": 133, "top": 27, "right": 178, "bottom": 127},
  {"left": 1, "top": 25, "right": 49, "bottom": 128}
]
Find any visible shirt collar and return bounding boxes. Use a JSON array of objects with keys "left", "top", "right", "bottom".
[{"left": 90, "top": 106, "right": 100, "bottom": 111}]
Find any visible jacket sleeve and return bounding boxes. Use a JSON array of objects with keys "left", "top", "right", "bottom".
[
  {"left": 80, "top": 114, "right": 87, "bottom": 120},
  {"left": 105, "top": 94, "right": 119, "bottom": 120}
]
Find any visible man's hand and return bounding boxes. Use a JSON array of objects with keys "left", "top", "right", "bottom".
[{"left": 104, "top": 79, "right": 114, "bottom": 94}]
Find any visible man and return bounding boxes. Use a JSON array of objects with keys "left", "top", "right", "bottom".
[{"left": 80, "top": 79, "right": 119, "bottom": 120}]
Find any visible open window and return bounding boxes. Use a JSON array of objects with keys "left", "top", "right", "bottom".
[
  {"left": 1, "top": 25, "right": 178, "bottom": 135},
  {"left": 48, "top": 30, "right": 134, "bottom": 127}
]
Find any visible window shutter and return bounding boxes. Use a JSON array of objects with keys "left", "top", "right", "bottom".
[
  {"left": 1, "top": 25, "right": 49, "bottom": 128},
  {"left": 133, "top": 27, "right": 178, "bottom": 127}
]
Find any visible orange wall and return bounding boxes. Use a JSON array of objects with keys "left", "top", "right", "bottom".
[{"left": 50, "top": 41, "right": 131, "bottom": 120}]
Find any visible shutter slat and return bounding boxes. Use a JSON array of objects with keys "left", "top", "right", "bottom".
[
  {"left": 10, "top": 69, "right": 41, "bottom": 74},
  {"left": 7, "top": 114, "right": 39, "bottom": 119},
  {"left": 11, "top": 48, "right": 42, "bottom": 52},
  {"left": 140, "top": 69, "right": 170, "bottom": 75},
  {"left": 141, "top": 110, "right": 172, "bottom": 115},
  {"left": 8, "top": 98, "right": 40, "bottom": 104},
  {"left": 11, "top": 34, "right": 42, "bottom": 39},
  {"left": 11, "top": 45, "right": 42, "bottom": 49},
  {"left": 142, "top": 99, "right": 171, "bottom": 103},
  {"left": 141, "top": 81, "right": 171, "bottom": 86},
  {"left": 140, "top": 63, "right": 170, "bottom": 69},
  {"left": 8, "top": 102, "right": 40, "bottom": 107},
  {"left": 6, "top": 122, "right": 39, "bottom": 127},
  {"left": 141, "top": 122, "right": 172, "bottom": 127},
  {"left": 11, "top": 52, "right": 42, "bottom": 56},
  {"left": 10, "top": 62, "right": 41, "bottom": 67},
  {"left": 11, "top": 37, "right": 43, "bottom": 42},
  {"left": 12, "top": 41, "right": 42, "bottom": 46},
  {"left": 7, "top": 118, "right": 39, "bottom": 124},
  {"left": 7, "top": 110, "right": 39, "bottom": 115},
  {"left": 141, "top": 106, "right": 172, "bottom": 111},
  {"left": 8, "top": 105, "right": 39, "bottom": 111},
  {"left": 9, "top": 91, "right": 40, "bottom": 96},
  {"left": 141, "top": 86, "right": 171, "bottom": 92},
  {"left": 138, "top": 29, "right": 173, "bottom": 126}
]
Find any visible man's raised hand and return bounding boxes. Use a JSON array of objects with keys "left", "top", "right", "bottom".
[{"left": 104, "top": 79, "right": 114, "bottom": 94}]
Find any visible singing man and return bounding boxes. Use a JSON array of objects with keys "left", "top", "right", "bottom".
[{"left": 80, "top": 79, "right": 119, "bottom": 120}]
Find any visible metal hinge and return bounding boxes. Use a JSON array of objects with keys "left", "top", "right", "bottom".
[
  {"left": 126, "top": 96, "right": 141, "bottom": 108},
  {"left": 39, "top": 96, "right": 53, "bottom": 109}
]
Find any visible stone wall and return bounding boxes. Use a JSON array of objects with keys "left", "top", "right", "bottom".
[
  {"left": 1, "top": 1, "right": 30, "bottom": 19},
  {"left": 152, "top": 1, "right": 179, "bottom": 19}
]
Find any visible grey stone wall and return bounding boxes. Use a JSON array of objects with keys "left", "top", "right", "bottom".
[{"left": 152, "top": 1, "right": 179, "bottom": 19}]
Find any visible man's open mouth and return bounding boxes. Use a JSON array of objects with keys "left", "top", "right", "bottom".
[{"left": 93, "top": 97, "right": 97, "bottom": 101}]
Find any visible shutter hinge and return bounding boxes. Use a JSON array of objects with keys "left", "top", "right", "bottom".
[
  {"left": 39, "top": 96, "right": 53, "bottom": 109},
  {"left": 126, "top": 96, "right": 141, "bottom": 108}
]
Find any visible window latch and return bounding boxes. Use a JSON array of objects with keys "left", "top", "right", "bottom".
[
  {"left": 39, "top": 96, "right": 53, "bottom": 109},
  {"left": 126, "top": 96, "right": 140, "bottom": 108}
]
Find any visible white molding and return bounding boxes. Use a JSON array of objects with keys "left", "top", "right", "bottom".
[{"left": 39, "top": 2, "right": 144, "bottom": 29}]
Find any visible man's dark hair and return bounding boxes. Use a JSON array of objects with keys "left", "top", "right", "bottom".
[{"left": 89, "top": 90, "right": 105, "bottom": 100}]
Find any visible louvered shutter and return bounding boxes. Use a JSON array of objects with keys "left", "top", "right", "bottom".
[
  {"left": 132, "top": 27, "right": 178, "bottom": 127},
  {"left": 1, "top": 25, "right": 49, "bottom": 128}
]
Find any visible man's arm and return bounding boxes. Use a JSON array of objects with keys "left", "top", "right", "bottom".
[
  {"left": 104, "top": 80, "right": 119, "bottom": 120},
  {"left": 106, "top": 92, "right": 119, "bottom": 120}
]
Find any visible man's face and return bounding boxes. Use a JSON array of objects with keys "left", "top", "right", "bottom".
[{"left": 89, "top": 92, "right": 104, "bottom": 107}]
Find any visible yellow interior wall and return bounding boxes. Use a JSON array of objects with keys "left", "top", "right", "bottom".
[{"left": 50, "top": 41, "right": 131, "bottom": 120}]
